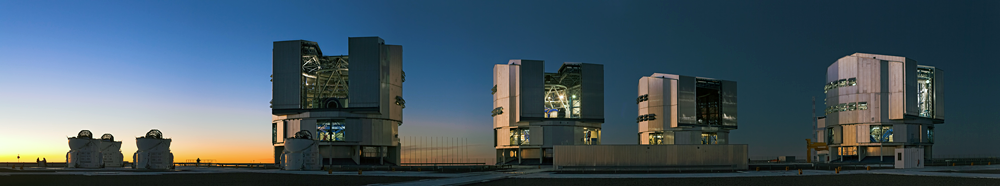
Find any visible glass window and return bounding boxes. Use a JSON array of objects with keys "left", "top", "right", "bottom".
[
  {"left": 858, "top": 102, "right": 868, "bottom": 110},
  {"left": 649, "top": 132, "right": 664, "bottom": 145},
  {"left": 928, "top": 127, "right": 934, "bottom": 143},
  {"left": 272, "top": 123, "right": 278, "bottom": 144},
  {"left": 510, "top": 128, "right": 529, "bottom": 145},
  {"left": 848, "top": 78, "right": 857, "bottom": 86},
  {"left": 848, "top": 102, "right": 857, "bottom": 111},
  {"left": 826, "top": 128, "right": 834, "bottom": 144},
  {"left": 837, "top": 79, "right": 847, "bottom": 87},
  {"left": 582, "top": 128, "right": 600, "bottom": 145},
  {"left": 317, "top": 120, "right": 346, "bottom": 141},
  {"left": 701, "top": 133, "right": 718, "bottom": 144},
  {"left": 870, "top": 125, "right": 893, "bottom": 143}
]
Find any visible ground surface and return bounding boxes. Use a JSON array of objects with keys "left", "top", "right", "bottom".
[
  {"left": 0, "top": 173, "right": 433, "bottom": 186},
  {"left": 473, "top": 174, "right": 1000, "bottom": 186}
]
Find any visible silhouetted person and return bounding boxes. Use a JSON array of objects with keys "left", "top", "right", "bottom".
[{"left": 196, "top": 158, "right": 201, "bottom": 166}]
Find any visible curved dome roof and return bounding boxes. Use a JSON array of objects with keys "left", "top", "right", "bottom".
[
  {"left": 145, "top": 129, "right": 163, "bottom": 139},
  {"left": 77, "top": 130, "right": 93, "bottom": 139},
  {"left": 101, "top": 133, "right": 114, "bottom": 141}
]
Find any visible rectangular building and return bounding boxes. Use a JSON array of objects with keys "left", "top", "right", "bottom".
[
  {"left": 493, "top": 60, "right": 604, "bottom": 165},
  {"left": 272, "top": 37, "right": 404, "bottom": 165}
]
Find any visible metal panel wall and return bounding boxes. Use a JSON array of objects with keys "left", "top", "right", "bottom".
[
  {"left": 386, "top": 45, "right": 403, "bottom": 121},
  {"left": 580, "top": 63, "right": 604, "bottom": 121},
  {"left": 889, "top": 61, "right": 905, "bottom": 120},
  {"left": 348, "top": 37, "right": 384, "bottom": 109},
  {"left": 934, "top": 68, "right": 945, "bottom": 120},
  {"left": 904, "top": 58, "right": 918, "bottom": 117},
  {"left": 638, "top": 77, "right": 650, "bottom": 132},
  {"left": 517, "top": 60, "right": 545, "bottom": 120},
  {"left": 494, "top": 65, "right": 513, "bottom": 128},
  {"left": 721, "top": 80, "right": 737, "bottom": 127},
  {"left": 273, "top": 41, "right": 303, "bottom": 109},
  {"left": 676, "top": 76, "right": 697, "bottom": 125},
  {"left": 553, "top": 144, "right": 748, "bottom": 169}
]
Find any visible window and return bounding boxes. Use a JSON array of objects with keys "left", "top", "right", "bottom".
[
  {"left": 928, "top": 127, "right": 934, "bottom": 143},
  {"left": 823, "top": 77, "right": 859, "bottom": 93},
  {"left": 272, "top": 123, "right": 278, "bottom": 144},
  {"left": 825, "top": 102, "right": 869, "bottom": 114},
  {"left": 582, "top": 128, "right": 600, "bottom": 145},
  {"left": 826, "top": 128, "right": 834, "bottom": 144},
  {"left": 701, "top": 133, "right": 718, "bottom": 144},
  {"left": 649, "top": 132, "right": 664, "bottom": 145},
  {"left": 510, "top": 128, "right": 529, "bottom": 145},
  {"left": 870, "top": 125, "right": 893, "bottom": 143},
  {"left": 317, "top": 120, "right": 346, "bottom": 141},
  {"left": 898, "top": 153, "right": 902, "bottom": 160}
]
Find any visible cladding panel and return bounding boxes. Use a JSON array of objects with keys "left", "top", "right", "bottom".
[
  {"left": 889, "top": 62, "right": 904, "bottom": 119},
  {"left": 677, "top": 76, "right": 697, "bottom": 125},
  {"left": 273, "top": 41, "right": 303, "bottom": 109},
  {"left": 518, "top": 60, "right": 545, "bottom": 120},
  {"left": 348, "top": 37, "right": 384, "bottom": 108},
  {"left": 581, "top": 63, "right": 605, "bottom": 120},
  {"left": 934, "top": 68, "right": 945, "bottom": 120},
  {"left": 721, "top": 80, "right": 737, "bottom": 127}
]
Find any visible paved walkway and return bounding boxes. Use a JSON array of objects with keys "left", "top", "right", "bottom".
[{"left": 5, "top": 165, "right": 1000, "bottom": 186}]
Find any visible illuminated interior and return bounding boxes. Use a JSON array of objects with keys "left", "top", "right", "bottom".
[
  {"left": 510, "top": 128, "right": 529, "bottom": 145},
  {"left": 316, "top": 120, "right": 346, "bottom": 141},
  {"left": 582, "top": 128, "right": 600, "bottom": 145},
  {"left": 870, "top": 125, "right": 893, "bottom": 143},
  {"left": 543, "top": 64, "right": 582, "bottom": 118},
  {"left": 299, "top": 42, "right": 351, "bottom": 109},
  {"left": 696, "top": 79, "right": 721, "bottom": 125},
  {"left": 917, "top": 66, "right": 935, "bottom": 118}
]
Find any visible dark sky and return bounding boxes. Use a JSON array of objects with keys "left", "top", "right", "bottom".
[{"left": 1, "top": 0, "right": 997, "bottom": 161}]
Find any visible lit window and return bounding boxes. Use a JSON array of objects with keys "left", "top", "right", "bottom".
[
  {"left": 701, "top": 133, "right": 718, "bottom": 144},
  {"left": 582, "top": 128, "right": 600, "bottom": 145},
  {"left": 858, "top": 102, "right": 868, "bottom": 110},
  {"left": 317, "top": 120, "right": 346, "bottom": 141},
  {"left": 649, "top": 132, "right": 664, "bottom": 145},
  {"left": 510, "top": 128, "right": 529, "bottom": 145},
  {"left": 870, "top": 125, "right": 893, "bottom": 143}
]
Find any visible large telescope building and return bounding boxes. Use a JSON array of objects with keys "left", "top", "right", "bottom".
[
  {"left": 637, "top": 73, "right": 738, "bottom": 145},
  {"left": 492, "top": 60, "right": 604, "bottom": 165},
  {"left": 823, "top": 53, "right": 944, "bottom": 166},
  {"left": 271, "top": 37, "right": 404, "bottom": 166}
]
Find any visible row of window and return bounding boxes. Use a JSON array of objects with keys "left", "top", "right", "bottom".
[
  {"left": 824, "top": 78, "right": 857, "bottom": 93},
  {"left": 824, "top": 126, "right": 934, "bottom": 144},
  {"left": 636, "top": 94, "right": 649, "bottom": 104},
  {"left": 636, "top": 114, "right": 657, "bottom": 123},
  {"left": 491, "top": 107, "right": 504, "bottom": 117},
  {"left": 825, "top": 102, "right": 868, "bottom": 114}
]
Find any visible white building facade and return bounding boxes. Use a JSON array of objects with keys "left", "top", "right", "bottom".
[
  {"left": 493, "top": 60, "right": 604, "bottom": 165},
  {"left": 823, "top": 53, "right": 944, "bottom": 163},
  {"left": 272, "top": 37, "right": 404, "bottom": 166},
  {"left": 637, "top": 73, "right": 737, "bottom": 145}
]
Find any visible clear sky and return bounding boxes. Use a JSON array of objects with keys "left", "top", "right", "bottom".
[{"left": 1, "top": 1, "right": 998, "bottom": 163}]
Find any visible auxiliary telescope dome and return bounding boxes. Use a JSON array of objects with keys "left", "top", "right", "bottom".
[
  {"left": 77, "top": 130, "right": 93, "bottom": 139},
  {"left": 101, "top": 133, "right": 115, "bottom": 141},
  {"left": 144, "top": 129, "right": 163, "bottom": 139}
]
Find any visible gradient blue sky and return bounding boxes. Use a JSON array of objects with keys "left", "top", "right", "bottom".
[{"left": 1, "top": 1, "right": 998, "bottom": 162}]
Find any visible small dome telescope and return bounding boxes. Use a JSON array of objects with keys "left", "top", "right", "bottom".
[
  {"left": 144, "top": 129, "right": 163, "bottom": 139},
  {"left": 77, "top": 130, "right": 93, "bottom": 139},
  {"left": 101, "top": 133, "right": 115, "bottom": 141}
]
